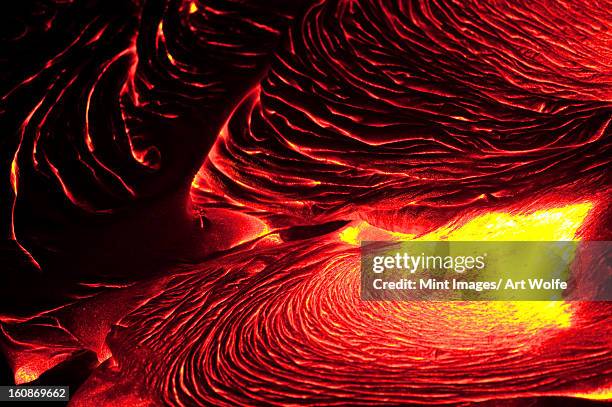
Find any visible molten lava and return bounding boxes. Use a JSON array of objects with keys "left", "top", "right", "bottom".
[{"left": 0, "top": 0, "right": 610, "bottom": 406}]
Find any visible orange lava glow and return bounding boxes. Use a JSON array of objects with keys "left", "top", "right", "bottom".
[{"left": 339, "top": 202, "right": 594, "bottom": 332}]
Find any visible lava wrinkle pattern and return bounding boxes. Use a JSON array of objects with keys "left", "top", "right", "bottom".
[{"left": 0, "top": 0, "right": 610, "bottom": 406}]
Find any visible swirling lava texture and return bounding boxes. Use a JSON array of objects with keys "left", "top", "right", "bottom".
[
  {"left": 0, "top": 0, "right": 611, "bottom": 406},
  {"left": 193, "top": 0, "right": 612, "bottom": 232}
]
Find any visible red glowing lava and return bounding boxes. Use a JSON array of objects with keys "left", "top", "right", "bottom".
[{"left": 0, "top": 0, "right": 610, "bottom": 406}]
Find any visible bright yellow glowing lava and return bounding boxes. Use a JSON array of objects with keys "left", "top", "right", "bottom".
[
  {"left": 15, "top": 367, "right": 38, "bottom": 384},
  {"left": 571, "top": 389, "right": 612, "bottom": 401},
  {"left": 341, "top": 202, "right": 594, "bottom": 331},
  {"left": 340, "top": 203, "right": 592, "bottom": 244}
]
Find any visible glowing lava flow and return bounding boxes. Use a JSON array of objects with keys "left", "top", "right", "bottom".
[
  {"left": 191, "top": 0, "right": 611, "bottom": 232},
  {"left": 65, "top": 201, "right": 611, "bottom": 406},
  {"left": 340, "top": 202, "right": 595, "bottom": 332},
  {"left": 339, "top": 202, "right": 594, "bottom": 245},
  {"left": 0, "top": 0, "right": 610, "bottom": 406}
]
